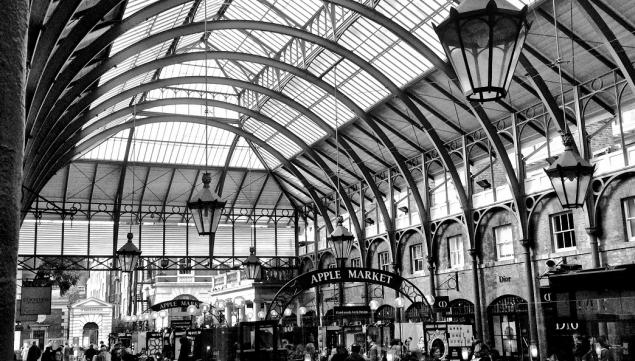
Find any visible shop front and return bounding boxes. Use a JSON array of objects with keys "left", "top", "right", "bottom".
[
  {"left": 487, "top": 295, "right": 530, "bottom": 361},
  {"left": 547, "top": 265, "right": 635, "bottom": 361}
]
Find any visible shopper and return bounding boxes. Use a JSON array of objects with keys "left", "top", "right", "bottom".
[
  {"left": 596, "top": 336, "right": 610, "bottom": 361},
  {"left": 367, "top": 336, "right": 379, "bottom": 361},
  {"left": 26, "top": 342, "right": 41, "bottom": 361},
  {"left": 346, "top": 344, "right": 365, "bottom": 361},
  {"left": 85, "top": 345, "right": 98, "bottom": 361},
  {"left": 331, "top": 345, "right": 348, "bottom": 361}
]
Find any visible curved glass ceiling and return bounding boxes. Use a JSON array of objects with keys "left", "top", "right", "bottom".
[{"left": 78, "top": 0, "right": 535, "bottom": 169}]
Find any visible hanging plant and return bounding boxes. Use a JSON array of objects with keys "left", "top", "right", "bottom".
[{"left": 35, "top": 257, "right": 82, "bottom": 296}]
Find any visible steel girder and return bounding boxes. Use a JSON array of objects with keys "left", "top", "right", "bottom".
[
  {"left": 81, "top": 115, "right": 336, "bottom": 232},
  {"left": 577, "top": 0, "right": 635, "bottom": 97},
  {"left": 27, "top": 49, "right": 412, "bottom": 253},
  {"left": 26, "top": 0, "right": 190, "bottom": 133}
]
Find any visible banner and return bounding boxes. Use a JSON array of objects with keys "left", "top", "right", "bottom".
[{"left": 20, "top": 286, "right": 52, "bottom": 315}]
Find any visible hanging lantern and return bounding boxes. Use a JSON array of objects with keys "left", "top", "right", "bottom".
[
  {"left": 243, "top": 247, "right": 262, "bottom": 280},
  {"left": 327, "top": 216, "right": 354, "bottom": 267},
  {"left": 116, "top": 232, "right": 141, "bottom": 272},
  {"left": 434, "top": 0, "right": 530, "bottom": 102},
  {"left": 187, "top": 172, "right": 226, "bottom": 236},
  {"left": 544, "top": 133, "right": 595, "bottom": 209}
]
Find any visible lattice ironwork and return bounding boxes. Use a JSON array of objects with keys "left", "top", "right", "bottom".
[{"left": 18, "top": 255, "right": 299, "bottom": 273}]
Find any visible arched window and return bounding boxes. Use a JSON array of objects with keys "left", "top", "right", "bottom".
[{"left": 82, "top": 322, "right": 99, "bottom": 346}]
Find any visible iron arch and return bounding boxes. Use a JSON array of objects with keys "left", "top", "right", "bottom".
[{"left": 264, "top": 266, "right": 432, "bottom": 321}]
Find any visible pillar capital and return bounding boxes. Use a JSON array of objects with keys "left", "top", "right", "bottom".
[
  {"left": 585, "top": 227, "right": 597, "bottom": 236},
  {"left": 427, "top": 255, "right": 435, "bottom": 265},
  {"left": 468, "top": 248, "right": 479, "bottom": 257}
]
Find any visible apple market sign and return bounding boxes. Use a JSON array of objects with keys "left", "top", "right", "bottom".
[
  {"left": 150, "top": 299, "right": 201, "bottom": 311},
  {"left": 299, "top": 268, "right": 401, "bottom": 289}
]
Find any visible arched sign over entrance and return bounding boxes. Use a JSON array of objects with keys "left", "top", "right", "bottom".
[
  {"left": 265, "top": 267, "right": 432, "bottom": 320},
  {"left": 150, "top": 299, "right": 201, "bottom": 311}
]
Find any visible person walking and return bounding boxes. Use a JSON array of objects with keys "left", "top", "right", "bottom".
[{"left": 26, "top": 342, "right": 41, "bottom": 361}]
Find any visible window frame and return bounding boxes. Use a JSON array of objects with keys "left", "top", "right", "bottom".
[
  {"left": 178, "top": 258, "right": 193, "bottom": 275},
  {"left": 447, "top": 235, "right": 464, "bottom": 268},
  {"left": 350, "top": 258, "right": 362, "bottom": 268},
  {"left": 623, "top": 197, "right": 635, "bottom": 242},
  {"left": 378, "top": 251, "right": 391, "bottom": 271},
  {"left": 409, "top": 243, "right": 425, "bottom": 273},
  {"left": 550, "top": 211, "right": 577, "bottom": 251},
  {"left": 494, "top": 224, "right": 514, "bottom": 260}
]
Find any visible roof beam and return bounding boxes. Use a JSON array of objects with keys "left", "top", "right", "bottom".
[
  {"left": 111, "top": 128, "right": 135, "bottom": 255},
  {"left": 32, "top": 115, "right": 336, "bottom": 233},
  {"left": 26, "top": 0, "right": 124, "bottom": 136},
  {"left": 576, "top": 0, "right": 635, "bottom": 96},
  {"left": 225, "top": 171, "right": 248, "bottom": 223},
  {"left": 216, "top": 136, "right": 240, "bottom": 196},
  {"left": 519, "top": 55, "right": 569, "bottom": 132},
  {"left": 522, "top": 45, "right": 614, "bottom": 115},
  {"left": 160, "top": 168, "right": 177, "bottom": 215},
  {"left": 137, "top": 166, "right": 152, "bottom": 216},
  {"left": 26, "top": 0, "right": 189, "bottom": 134},
  {"left": 26, "top": 0, "right": 84, "bottom": 106},
  {"left": 247, "top": 173, "right": 269, "bottom": 223}
]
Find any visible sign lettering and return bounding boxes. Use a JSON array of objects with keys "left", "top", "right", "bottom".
[
  {"left": 20, "top": 286, "right": 52, "bottom": 315},
  {"left": 150, "top": 299, "right": 201, "bottom": 312},
  {"left": 296, "top": 267, "right": 402, "bottom": 290}
]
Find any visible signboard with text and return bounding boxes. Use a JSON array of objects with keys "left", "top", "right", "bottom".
[
  {"left": 150, "top": 299, "right": 201, "bottom": 311},
  {"left": 295, "top": 267, "right": 402, "bottom": 290},
  {"left": 20, "top": 286, "right": 52, "bottom": 315}
]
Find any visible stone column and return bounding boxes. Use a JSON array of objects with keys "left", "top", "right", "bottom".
[
  {"left": 521, "top": 239, "right": 539, "bottom": 355},
  {"left": 468, "top": 249, "right": 484, "bottom": 340},
  {"left": 586, "top": 227, "right": 600, "bottom": 268},
  {"left": 427, "top": 256, "right": 436, "bottom": 298},
  {"left": 0, "top": 1, "right": 27, "bottom": 360}
]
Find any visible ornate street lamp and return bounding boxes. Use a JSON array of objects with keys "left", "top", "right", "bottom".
[
  {"left": 434, "top": 0, "right": 530, "bottom": 102},
  {"left": 544, "top": 133, "right": 595, "bottom": 209},
  {"left": 327, "top": 216, "right": 355, "bottom": 268},
  {"left": 117, "top": 232, "right": 141, "bottom": 272},
  {"left": 243, "top": 247, "right": 262, "bottom": 280},
  {"left": 187, "top": 173, "right": 226, "bottom": 236}
]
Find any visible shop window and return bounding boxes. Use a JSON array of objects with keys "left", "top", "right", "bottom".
[
  {"left": 448, "top": 235, "right": 464, "bottom": 268},
  {"left": 350, "top": 258, "right": 361, "bottom": 268},
  {"left": 623, "top": 197, "right": 635, "bottom": 241},
  {"left": 551, "top": 212, "right": 576, "bottom": 251},
  {"left": 378, "top": 251, "right": 390, "bottom": 271},
  {"left": 494, "top": 224, "right": 514, "bottom": 260},
  {"left": 410, "top": 243, "right": 425, "bottom": 273}
]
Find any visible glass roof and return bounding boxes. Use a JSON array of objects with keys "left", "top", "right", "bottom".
[{"left": 79, "top": 0, "right": 535, "bottom": 170}]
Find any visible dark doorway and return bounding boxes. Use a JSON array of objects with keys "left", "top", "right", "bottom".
[{"left": 83, "top": 322, "right": 99, "bottom": 346}]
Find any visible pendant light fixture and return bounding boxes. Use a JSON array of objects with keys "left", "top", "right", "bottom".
[
  {"left": 243, "top": 139, "right": 262, "bottom": 279},
  {"left": 327, "top": 65, "right": 354, "bottom": 267},
  {"left": 117, "top": 105, "right": 141, "bottom": 272},
  {"left": 434, "top": 0, "right": 530, "bottom": 102},
  {"left": 187, "top": 3, "right": 226, "bottom": 237},
  {"left": 543, "top": 0, "right": 594, "bottom": 208}
]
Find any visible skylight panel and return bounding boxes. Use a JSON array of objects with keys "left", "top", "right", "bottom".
[
  {"left": 243, "top": 118, "right": 277, "bottom": 140},
  {"left": 307, "top": 50, "right": 341, "bottom": 77},
  {"left": 252, "top": 145, "right": 280, "bottom": 169},
  {"left": 229, "top": 137, "right": 266, "bottom": 169},
  {"left": 259, "top": 102, "right": 302, "bottom": 127},
  {"left": 220, "top": 60, "right": 259, "bottom": 81},
  {"left": 123, "top": 0, "right": 161, "bottom": 20},
  {"left": 210, "top": 30, "right": 269, "bottom": 57},
  {"left": 338, "top": 72, "right": 390, "bottom": 109},
  {"left": 225, "top": 0, "right": 285, "bottom": 25},
  {"left": 192, "top": 0, "right": 225, "bottom": 22},
  {"left": 80, "top": 129, "right": 130, "bottom": 161},
  {"left": 247, "top": 31, "right": 292, "bottom": 53},
  {"left": 310, "top": 97, "right": 355, "bottom": 127},
  {"left": 268, "top": 133, "right": 302, "bottom": 158},
  {"left": 99, "top": 42, "right": 170, "bottom": 86},
  {"left": 110, "top": 20, "right": 152, "bottom": 56},
  {"left": 171, "top": 82, "right": 238, "bottom": 95},
  {"left": 286, "top": 117, "right": 327, "bottom": 145},
  {"left": 148, "top": 3, "right": 192, "bottom": 36},
  {"left": 271, "top": 0, "right": 322, "bottom": 25}
]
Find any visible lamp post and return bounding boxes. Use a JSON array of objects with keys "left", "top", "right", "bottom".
[
  {"left": 434, "top": 0, "right": 530, "bottom": 102},
  {"left": 327, "top": 216, "right": 354, "bottom": 306},
  {"left": 394, "top": 297, "right": 404, "bottom": 357},
  {"left": 545, "top": 133, "right": 595, "bottom": 209},
  {"left": 159, "top": 310, "right": 168, "bottom": 329},
  {"left": 243, "top": 247, "right": 262, "bottom": 280},
  {"left": 233, "top": 296, "right": 245, "bottom": 323},
  {"left": 116, "top": 233, "right": 141, "bottom": 273},
  {"left": 187, "top": 305, "right": 198, "bottom": 329}
]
